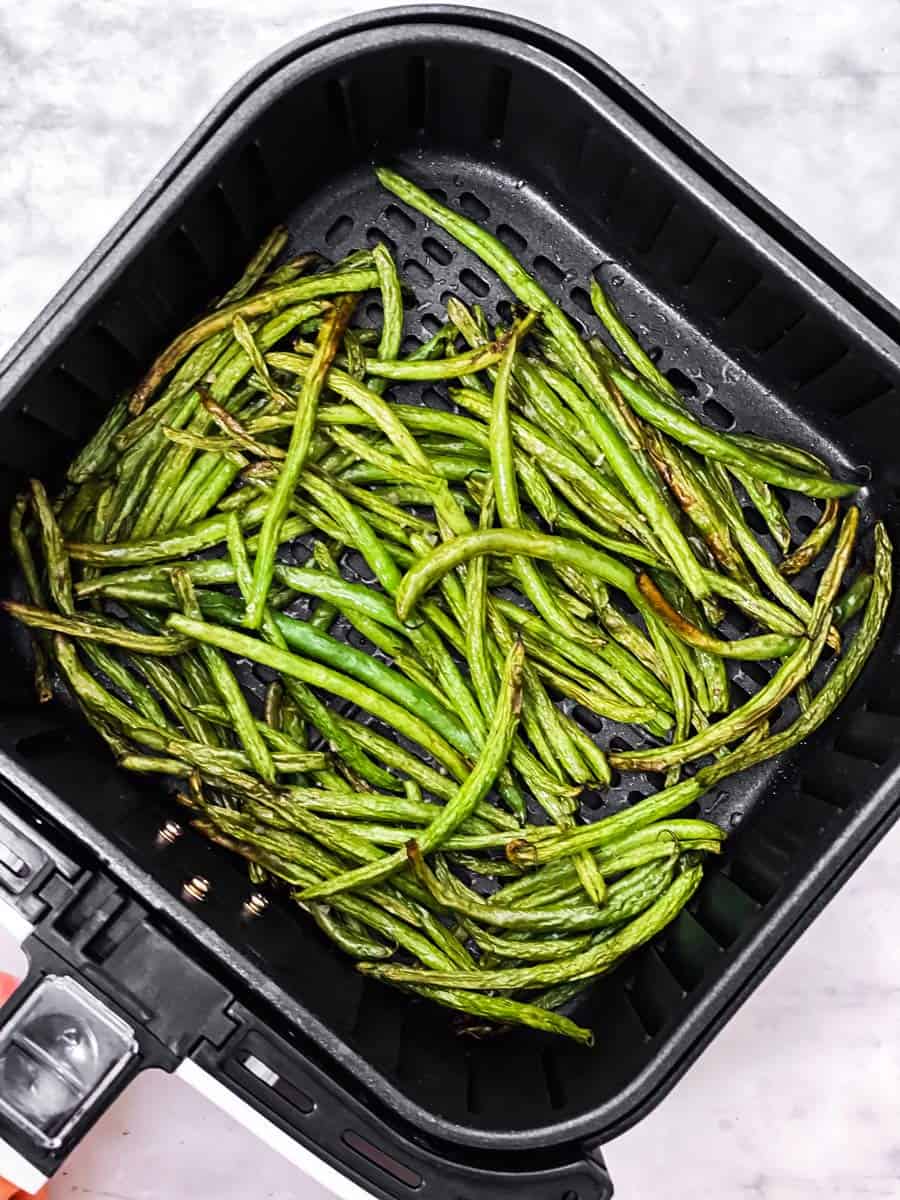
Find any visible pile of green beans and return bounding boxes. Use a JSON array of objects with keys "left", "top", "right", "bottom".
[{"left": 6, "top": 172, "right": 891, "bottom": 1047}]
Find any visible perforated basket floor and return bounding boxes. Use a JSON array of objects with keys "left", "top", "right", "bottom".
[{"left": 1, "top": 7, "right": 900, "bottom": 1154}]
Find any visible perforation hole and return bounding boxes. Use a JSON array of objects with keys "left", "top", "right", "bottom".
[
  {"left": 404, "top": 260, "right": 434, "bottom": 289},
  {"left": 795, "top": 513, "right": 816, "bottom": 536},
  {"left": 366, "top": 228, "right": 396, "bottom": 253},
  {"left": 427, "top": 187, "right": 448, "bottom": 203},
  {"left": 459, "top": 192, "right": 490, "bottom": 222},
  {"left": 570, "top": 287, "right": 593, "bottom": 316},
  {"left": 325, "top": 214, "right": 352, "bottom": 245},
  {"left": 742, "top": 504, "right": 769, "bottom": 537},
  {"left": 460, "top": 269, "right": 489, "bottom": 298},
  {"left": 422, "top": 236, "right": 453, "bottom": 265},
  {"left": 497, "top": 224, "right": 527, "bottom": 254},
  {"left": 702, "top": 397, "right": 735, "bottom": 429},
  {"left": 421, "top": 313, "right": 442, "bottom": 336},
  {"left": 384, "top": 205, "right": 415, "bottom": 234},
  {"left": 665, "top": 368, "right": 698, "bottom": 397},
  {"left": 533, "top": 256, "right": 565, "bottom": 287}
]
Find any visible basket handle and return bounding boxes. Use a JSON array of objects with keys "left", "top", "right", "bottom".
[{"left": 0, "top": 815, "right": 615, "bottom": 1200}]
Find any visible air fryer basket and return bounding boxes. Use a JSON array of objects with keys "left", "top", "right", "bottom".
[{"left": 2, "top": 6, "right": 900, "bottom": 1194}]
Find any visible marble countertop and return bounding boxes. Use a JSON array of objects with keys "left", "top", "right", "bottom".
[{"left": 2, "top": 2, "right": 900, "bottom": 1197}]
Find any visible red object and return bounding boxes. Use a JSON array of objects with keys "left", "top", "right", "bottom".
[{"left": 0, "top": 973, "right": 50, "bottom": 1200}]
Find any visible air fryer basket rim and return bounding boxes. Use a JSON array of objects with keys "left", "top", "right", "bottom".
[{"left": 1, "top": 5, "right": 900, "bottom": 1158}]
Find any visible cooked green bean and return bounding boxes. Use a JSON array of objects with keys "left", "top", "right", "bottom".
[
  {"left": 780, "top": 498, "right": 840, "bottom": 576},
  {"left": 376, "top": 168, "right": 709, "bottom": 599},
  {"left": 130, "top": 270, "right": 376, "bottom": 413},
  {"left": 2, "top": 602, "right": 192, "bottom": 655},
  {"left": 835, "top": 572, "right": 873, "bottom": 627},
  {"left": 296, "top": 639, "right": 524, "bottom": 900},
  {"left": 362, "top": 859, "right": 703, "bottom": 989},
  {"left": 612, "top": 369, "right": 856, "bottom": 499},
  {"left": 246, "top": 297, "right": 357, "bottom": 627}
]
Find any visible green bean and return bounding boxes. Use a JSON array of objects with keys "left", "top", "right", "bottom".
[
  {"left": 729, "top": 432, "right": 831, "bottom": 478},
  {"left": 130, "top": 270, "right": 377, "bottom": 413},
  {"left": 216, "top": 226, "right": 290, "bottom": 307},
  {"left": 328, "top": 477, "right": 436, "bottom": 536},
  {"left": 693, "top": 523, "right": 891, "bottom": 778},
  {"left": 612, "top": 369, "right": 856, "bottom": 499},
  {"left": 644, "top": 430, "right": 749, "bottom": 580},
  {"left": 308, "top": 904, "right": 395, "bottom": 960},
  {"left": 402, "top": 984, "right": 593, "bottom": 1043},
  {"left": 588, "top": 278, "right": 675, "bottom": 399},
  {"left": 129, "top": 655, "right": 220, "bottom": 746},
  {"left": 635, "top": 577, "right": 801, "bottom": 660},
  {"left": 2, "top": 602, "right": 192, "bottom": 655},
  {"left": 146, "top": 731, "right": 327, "bottom": 778},
  {"left": 730, "top": 468, "right": 791, "bottom": 554},
  {"left": 166, "top": 612, "right": 472, "bottom": 781},
  {"left": 835, "top": 572, "right": 873, "bottom": 627},
  {"left": 223, "top": 513, "right": 254, "bottom": 605},
  {"left": 246, "top": 297, "right": 356, "bottom": 627},
  {"left": 363, "top": 326, "right": 531, "bottom": 382},
  {"left": 81, "top": 643, "right": 171, "bottom": 730},
  {"left": 490, "top": 331, "right": 591, "bottom": 644},
  {"left": 609, "top": 510, "right": 854, "bottom": 773},
  {"left": 250, "top": 788, "right": 441, "bottom": 825},
  {"left": 464, "top": 923, "right": 595, "bottom": 961},
  {"left": 376, "top": 168, "right": 708, "bottom": 598},
  {"left": 702, "top": 461, "right": 829, "bottom": 636},
  {"left": 68, "top": 396, "right": 131, "bottom": 483},
  {"left": 30, "top": 479, "right": 74, "bottom": 614},
  {"left": 397, "top": 528, "right": 644, "bottom": 620},
  {"left": 809, "top": 506, "right": 859, "bottom": 634},
  {"left": 199, "top": 386, "right": 285, "bottom": 460},
  {"left": 508, "top": 817, "right": 722, "bottom": 870},
  {"left": 363, "top": 859, "right": 703, "bottom": 990},
  {"left": 296, "top": 639, "right": 524, "bottom": 900},
  {"left": 598, "top": 602, "right": 666, "bottom": 682},
  {"left": 449, "top": 297, "right": 602, "bottom": 462},
  {"left": 264, "top": 680, "right": 283, "bottom": 731},
  {"left": 329, "top": 712, "right": 450, "bottom": 799},
  {"left": 465, "top": 478, "right": 498, "bottom": 714},
  {"left": 8, "top": 494, "right": 52, "bottom": 701},
  {"left": 493, "top": 596, "right": 673, "bottom": 719},
  {"left": 780, "top": 499, "right": 840, "bottom": 576},
  {"left": 370, "top": 243, "right": 403, "bottom": 396},
  {"left": 702, "top": 570, "right": 807, "bottom": 637},
  {"left": 451, "top": 387, "right": 646, "bottom": 537},
  {"left": 119, "top": 753, "right": 192, "bottom": 777},
  {"left": 172, "top": 570, "right": 276, "bottom": 782},
  {"left": 540, "top": 475, "right": 668, "bottom": 568}
]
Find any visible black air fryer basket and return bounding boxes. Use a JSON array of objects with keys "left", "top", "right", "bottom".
[{"left": 1, "top": 8, "right": 900, "bottom": 1197}]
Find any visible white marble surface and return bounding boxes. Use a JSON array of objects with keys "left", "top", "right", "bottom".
[{"left": 2, "top": 1, "right": 900, "bottom": 1197}]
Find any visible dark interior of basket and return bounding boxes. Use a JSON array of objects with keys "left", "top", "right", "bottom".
[{"left": 2, "top": 25, "right": 900, "bottom": 1146}]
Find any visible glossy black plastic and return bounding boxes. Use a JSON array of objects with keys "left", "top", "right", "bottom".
[{"left": 1, "top": 3, "right": 900, "bottom": 1174}]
